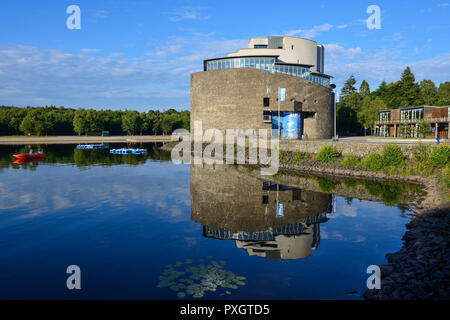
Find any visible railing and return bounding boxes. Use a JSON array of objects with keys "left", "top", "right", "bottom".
[{"left": 374, "top": 117, "right": 449, "bottom": 125}]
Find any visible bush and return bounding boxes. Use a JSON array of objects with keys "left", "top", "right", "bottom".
[
  {"left": 316, "top": 145, "right": 340, "bottom": 163},
  {"left": 292, "top": 151, "right": 310, "bottom": 164},
  {"left": 412, "top": 142, "right": 432, "bottom": 163},
  {"left": 363, "top": 153, "right": 384, "bottom": 171},
  {"left": 341, "top": 155, "right": 360, "bottom": 167},
  {"left": 428, "top": 144, "right": 449, "bottom": 168},
  {"left": 382, "top": 144, "right": 404, "bottom": 167}
]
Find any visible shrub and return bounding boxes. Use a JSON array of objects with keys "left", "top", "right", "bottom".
[
  {"left": 341, "top": 155, "right": 360, "bottom": 167},
  {"left": 316, "top": 145, "right": 340, "bottom": 163},
  {"left": 428, "top": 144, "right": 449, "bottom": 168},
  {"left": 363, "top": 153, "right": 384, "bottom": 171},
  {"left": 382, "top": 144, "right": 404, "bottom": 167},
  {"left": 412, "top": 142, "right": 432, "bottom": 163},
  {"left": 293, "top": 150, "right": 311, "bottom": 163}
]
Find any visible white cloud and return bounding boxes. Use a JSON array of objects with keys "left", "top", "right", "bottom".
[
  {"left": 324, "top": 42, "right": 450, "bottom": 90},
  {"left": 323, "top": 44, "right": 362, "bottom": 59},
  {"left": 285, "top": 23, "right": 333, "bottom": 38},
  {"left": 0, "top": 32, "right": 249, "bottom": 109},
  {"left": 80, "top": 48, "right": 101, "bottom": 53},
  {"left": 169, "top": 6, "right": 210, "bottom": 22}
]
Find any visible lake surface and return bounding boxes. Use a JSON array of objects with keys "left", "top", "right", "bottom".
[{"left": 0, "top": 143, "right": 423, "bottom": 299}]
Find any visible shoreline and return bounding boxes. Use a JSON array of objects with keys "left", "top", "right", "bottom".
[
  {"left": 363, "top": 208, "right": 450, "bottom": 300},
  {"left": 0, "top": 135, "right": 173, "bottom": 145}
]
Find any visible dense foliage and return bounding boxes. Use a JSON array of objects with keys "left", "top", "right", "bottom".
[
  {"left": 0, "top": 106, "right": 190, "bottom": 136},
  {"left": 381, "top": 144, "right": 405, "bottom": 167},
  {"left": 337, "top": 67, "right": 450, "bottom": 135},
  {"left": 316, "top": 145, "right": 340, "bottom": 163}
]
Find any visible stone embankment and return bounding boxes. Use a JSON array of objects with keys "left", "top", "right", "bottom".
[
  {"left": 280, "top": 139, "right": 435, "bottom": 159},
  {"left": 363, "top": 208, "right": 450, "bottom": 300}
]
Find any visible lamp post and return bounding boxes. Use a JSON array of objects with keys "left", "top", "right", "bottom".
[{"left": 329, "top": 84, "right": 337, "bottom": 139}]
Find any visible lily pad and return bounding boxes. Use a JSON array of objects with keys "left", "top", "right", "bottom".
[{"left": 157, "top": 257, "right": 247, "bottom": 299}]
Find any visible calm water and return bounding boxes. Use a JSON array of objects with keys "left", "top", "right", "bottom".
[{"left": 0, "top": 143, "right": 422, "bottom": 299}]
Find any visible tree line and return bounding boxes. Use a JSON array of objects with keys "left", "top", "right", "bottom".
[
  {"left": 337, "top": 67, "right": 450, "bottom": 135},
  {"left": 0, "top": 106, "right": 190, "bottom": 136}
]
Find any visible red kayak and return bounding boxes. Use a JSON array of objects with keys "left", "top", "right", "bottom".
[{"left": 12, "top": 153, "right": 46, "bottom": 161}]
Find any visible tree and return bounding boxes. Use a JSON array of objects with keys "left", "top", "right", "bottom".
[
  {"left": 398, "top": 66, "right": 423, "bottom": 108},
  {"left": 359, "top": 80, "right": 370, "bottom": 97},
  {"left": 436, "top": 82, "right": 450, "bottom": 105},
  {"left": 19, "top": 109, "right": 48, "bottom": 136},
  {"left": 341, "top": 75, "right": 357, "bottom": 98},
  {"left": 160, "top": 113, "right": 177, "bottom": 135},
  {"left": 122, "top": 110, "right": 141, "bottom": 135},
  {"left": 419, "top": 80, "right": 437, "bottom": 105},
  {"left": 360, "top": 97, "right": 387, "bottom": 132},
  {"left": 400, "top": 124, "right": 412, "bottom": 138},
  {"left": 73, "top": 110, "right": 88, "bottom": 135},
  {"left": 19, "top": 111, "right": 37, "bottom": 135},
  {"left": 418, "top": 119, "right": 431, "bottom": 138}
]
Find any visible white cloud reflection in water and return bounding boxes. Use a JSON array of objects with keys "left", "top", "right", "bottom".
[{"left": 0, "top": 161, "right": 191, "bottom": 223}]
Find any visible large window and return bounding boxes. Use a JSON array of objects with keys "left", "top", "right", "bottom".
[
  {"left": 205, "top": 57, "right": 330, "bottom": 87},
  {"left": 400, "top": 108, "right": 423, "bottom": 121},
  {"left": 380, "top": 111, "right": 390, "bottom": 121}
]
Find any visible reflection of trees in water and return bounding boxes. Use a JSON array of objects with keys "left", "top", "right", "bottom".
[
  {"left": 0, "top": 143, "right": 172, "bottom": 170},
  {"left": 317, "top": 177, "right": 338, "bottom": 193},
  {"left": 312, "top": 176, "right": 424, "bottom": 208}
]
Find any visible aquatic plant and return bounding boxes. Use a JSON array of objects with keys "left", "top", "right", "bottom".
[{"left": 157, "top": 257, "right": 246, "bottom": 299}]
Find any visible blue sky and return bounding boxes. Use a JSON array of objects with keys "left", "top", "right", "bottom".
[{"left": 0, "top": 0, "right": 449, "bottom": 111}]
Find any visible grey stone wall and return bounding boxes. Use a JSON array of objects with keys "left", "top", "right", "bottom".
[
  {"left": 280, "top": 140, "right": 421, "bottom": 159},
  {"left": 190, "top": 68, "right": 334, "bottom": 140}
]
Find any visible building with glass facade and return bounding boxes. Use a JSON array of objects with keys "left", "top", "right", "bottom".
[
  {"left": 374, "top": 105, "right": 450, "bottom": 138},
  {"left": 191, "top": 36, "right": 335, "bottom": 140}
]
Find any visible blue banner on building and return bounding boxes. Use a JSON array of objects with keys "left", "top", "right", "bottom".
[
  {"left": 272, "top": 112, "right": 302, "bottom": 139},
  {"left": 279, "top": 88, "right": 286, "bottom": 102}
]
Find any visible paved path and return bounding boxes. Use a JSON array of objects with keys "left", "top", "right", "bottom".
[
  {"left": 337, "top": 136, "right": 447, "bottom": 144},
  {"left": 0, "top": 135, "right": 173, "bottom": 145}
]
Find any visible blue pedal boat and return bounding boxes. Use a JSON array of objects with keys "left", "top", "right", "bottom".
[
  {"left": 109, "top": 148, "right": 147, "bottom": 155},
  {"left": 76, "top": 144, "right": 106, "bottom": 150}
]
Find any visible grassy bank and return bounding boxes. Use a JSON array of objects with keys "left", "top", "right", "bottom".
[{"left": 279, "top": 142, "right": 450, "bottom": 199}]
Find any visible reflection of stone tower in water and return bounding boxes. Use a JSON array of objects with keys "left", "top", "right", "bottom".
[{"left": 190, "top": 164, "right": 332, "bottom": 260}]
